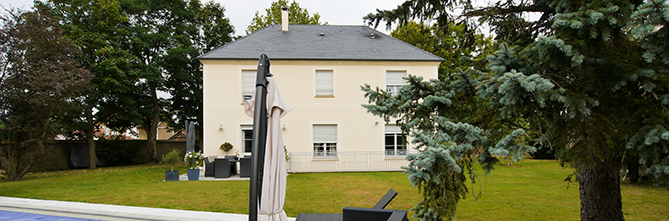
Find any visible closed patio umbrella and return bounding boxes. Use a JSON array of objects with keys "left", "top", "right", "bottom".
[
  {"left": 245, "top": 54, "right": 291, "bottom": 221},
  {"left": 186, "top": 121, "right": 195, "bottom": 154}
]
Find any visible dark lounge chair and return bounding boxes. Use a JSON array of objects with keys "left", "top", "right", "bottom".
[
  {"left": 214, "top": 158, "right": 231, "bottom": 178},
  {"left": 225, "top": 155, "right": 238, "bottom": 175},
  {"left": 296, "top": 188, "right": 408, "bottom": 221},
  {"left": 204, "top": 157, "right": 215, "bottom": 177},
  {"left": 239, "top": 156, "right": 251, "bottom": 178}
]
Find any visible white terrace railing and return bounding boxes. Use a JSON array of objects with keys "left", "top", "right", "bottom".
[{"left": 288, "top": 151, "right": 410, "bottom": 173}]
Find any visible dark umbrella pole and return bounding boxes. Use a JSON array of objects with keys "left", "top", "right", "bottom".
[{"left": 250, "top": 54, "right": 271, "bottom": 221}]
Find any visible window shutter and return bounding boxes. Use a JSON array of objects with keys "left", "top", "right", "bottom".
[
  {"left": 313, "top": 125, "right": 337, "bottom": 142},
  {"left": 386, "top": 71, "right": 406, "bottom": 85},
  {"left": 316, "top": 70, "right": 333, "bottom": 95},
  {"left": 385, "top": 125, "right": 402, "bottom": 133},
  {"left": 242, "top": 70, "right": 256, "bottom": 98}
]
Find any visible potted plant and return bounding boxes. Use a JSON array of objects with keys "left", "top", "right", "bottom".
[
  {"left": 184, "top": 151, "right": 204, "bottom": 181},
  {"left": 162, "top": 149, "right": 181, "bottom": 181},
  {"left": 220, "top": 142, "right": 234, "bottom": 156}
]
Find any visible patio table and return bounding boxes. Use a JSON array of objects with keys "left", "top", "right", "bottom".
[
  {"left": 214, "top": 158, "right": 232, "bottom": 178},
  {"left": 229, "top": 159, "right": 239, "bottom": 175}
]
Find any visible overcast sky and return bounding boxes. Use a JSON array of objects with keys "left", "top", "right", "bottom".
[{"left": 0, "top": 0, "right": 407, "bottom": 35}]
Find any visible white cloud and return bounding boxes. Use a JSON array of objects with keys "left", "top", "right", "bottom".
[{"left": 0, "top": 0, "right": 405, "bottom": 34}]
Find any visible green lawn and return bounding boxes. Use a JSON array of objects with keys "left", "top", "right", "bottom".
[{"left": 0, "top": 160, "right": 667, "bottom": 220}]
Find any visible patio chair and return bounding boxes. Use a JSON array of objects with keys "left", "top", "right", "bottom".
[
  {"left": 372, "top": 188, "right": 398, "bottom": 209},
  {"left": 239, "top": 156, "right": 251, "bottom": 178},
  {"left": 295, "top": 188, "right": 408, "bottom": 221},
  {"left": 342, "top": 207, "right": 408, "bottom": 221},
  {"left": 204, "top": 156, "right": 215, "bottom": 177},
  {"left": 225, "top": 155, "right": 238, "bottom": 175},
  {"left": 214, "top": 158, "right": 231, "bottom": 178}
]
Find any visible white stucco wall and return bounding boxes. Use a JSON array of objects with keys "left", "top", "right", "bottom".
[{"left": 201, "top": 59, "right": 439, "bottom": 162}]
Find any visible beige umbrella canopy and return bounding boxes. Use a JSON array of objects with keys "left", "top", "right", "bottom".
[{"left": 246, "top": 75, "right": 291, "bottom": 221}]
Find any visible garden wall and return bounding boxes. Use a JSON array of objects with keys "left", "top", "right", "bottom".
[{"left": 0, "top": 140, "right": 188, "bottom": 172}]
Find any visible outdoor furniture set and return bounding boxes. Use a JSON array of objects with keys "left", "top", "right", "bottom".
[
  {"left": 296, "top": 188, "right": 409, "bottom": 221},
  {"left": 204, "top": 155, "right": 252, "bottom": 178}
]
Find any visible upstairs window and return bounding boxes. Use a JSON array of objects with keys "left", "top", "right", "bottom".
[
  {"left": 386, "top": 71, "right": 406, "bottom": 95},
  {"left": 315, "top": 70, "right": 333, "bottom": 96},
  {"left": 242, "top": 70, "right": 256, "bottom": 101}
]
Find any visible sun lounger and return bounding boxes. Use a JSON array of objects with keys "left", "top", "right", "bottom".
[{"left": 295, "top": 188, "right": 408, "bottom": 221}]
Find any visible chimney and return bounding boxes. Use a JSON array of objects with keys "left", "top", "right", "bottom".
[{"left": 281, "top": 8, "right": 289, "bottom": 32}]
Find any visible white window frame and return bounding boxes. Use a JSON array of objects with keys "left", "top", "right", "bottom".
[
  {"left": 242, "top": 70, "right": 256, "bottom": 101},
  {"left": 313, "top": 125, "right": 337, "bottom": 158},
  {"left": 315, "top": 70, "right": 334, "bottom": 96},
  {"left": 386, "top": 70, "right": 407, "bottom": 95},
  {"left": 385, "top": 125, "right": 406, "bottom": 157},
  {"left": 241, "top": 125, "right": 253, "bottom": 154}
]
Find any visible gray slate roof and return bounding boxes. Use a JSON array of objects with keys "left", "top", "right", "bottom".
[{"left": 198, "top": 25, "right": 444, "bottom": 62}]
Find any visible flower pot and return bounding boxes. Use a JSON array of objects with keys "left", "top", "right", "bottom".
[
  {"left": 187, "top": 169, "right": 200, "bottom": 181},
  {"left": 165, "top": 170, "right": 179, "bottom": 181}
]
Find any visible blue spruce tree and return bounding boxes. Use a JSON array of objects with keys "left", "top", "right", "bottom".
[{"left": 364, "top": 0, "right": 669, "bottom": 220}]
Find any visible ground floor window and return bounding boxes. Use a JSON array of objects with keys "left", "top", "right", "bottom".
[
  {"left": 313, "top": 125, "right": 337, "bottom": 158},
  {"left": 385, "top": 125, "right": 406, "bottom": 156},
  {"left": 242, "top": 126, "right": 253, "bottom": 154},
  {"left": 313, "top": 143, "right": 337, "bottom": 157}
]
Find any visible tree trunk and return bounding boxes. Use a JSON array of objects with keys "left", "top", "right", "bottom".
[
  {"left": 85, "top": 107, "right": 96, "bottom": 169},
  {"left": 147, "top": 83, "right": 160, "bottom": 161},
  {"left": 6, "top": 147, "right": 16, "bottom": 181},
  {"left": 577, "top": 159, "right": 624, "bottom": 221},
  {"left": 14, "top": 157, "right": 34, "bottom": 181},
  {"left": 147, "top": 120, "right": 159, "bottom": 161},
  {"left": 5, "top": 146, "right": 35, "bottom": 181}
]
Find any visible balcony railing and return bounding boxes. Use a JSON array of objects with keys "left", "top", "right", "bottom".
[
  {"left": 288, "top": 151, "right": 409, "bottom": 173},
  {"left": 385, "top": 149, "right": 407, "bottom": 156},
  {"left": 312, "top": 150, "right": 338, "bottom": 158}
]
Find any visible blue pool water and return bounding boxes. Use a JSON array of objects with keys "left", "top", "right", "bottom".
[{"left": 0, "top": 210, "right": 100, "bottom": 221}]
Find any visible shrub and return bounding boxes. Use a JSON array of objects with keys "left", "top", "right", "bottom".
[
  {"left": 184, "top": 151, "right": 204, "bottom": 169},
  {"left": 162, "top": 149, "right": 182, "bottom": 171},
  {"left": 184, "top": 151, "right": 203, "bottom": 169},
  {"left": 219, "top": 142, "right": 233, "bottom": 154}
]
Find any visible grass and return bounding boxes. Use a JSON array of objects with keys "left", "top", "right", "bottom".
[{"left": 0, "top": 160, "right": 667, "bottom": 220}]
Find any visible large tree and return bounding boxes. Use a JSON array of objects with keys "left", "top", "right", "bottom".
[
  {"left": 245, "top": 0, "right": 325, "bottom": 35},
  {"left": 123, "top": 0, "right": 234, "bottom": 160},
  {"left": 44, "top": 0, "right": 135, "bottom": 169},
  {"left": 363, "top": 0, "right": 669, "bottom": 220},
  {"left": 163, "top": 0, "right": 234, "bottom": 141},
  {"left": 364, "top": 19, "right": 524, "bottom": 220},
  {"left": 46, "top": 0, "right": 234, "bottom": 161},
  {"left": 391, "top": 21, "right": 493, "bottom": 78},
  {"left": 0, "top": 6, "right": 91, "bottom": 180}
]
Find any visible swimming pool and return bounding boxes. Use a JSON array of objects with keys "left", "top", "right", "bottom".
[{"left": 0, "top": 210, "right": 101, "bottom": 221}]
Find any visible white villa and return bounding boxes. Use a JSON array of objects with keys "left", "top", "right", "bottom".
[{"left": 198, "top": 15, "right": 442, "bottom": 172}]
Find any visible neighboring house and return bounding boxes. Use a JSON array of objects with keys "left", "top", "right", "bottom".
[
  {"left": 96, "top": 126, "right": 138, "bottom": 140},
  {"left": 167, "top": 130, "right": 187, "bottom": 141},
  {"left": 137, "top": 122, "right": 177, "bottom": 140},
  {"left": 54, "top": 125, "right": 137, "bottom": 140},
  {"left": 198, "top": 16, "right": 442, "bottom": 172}
]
